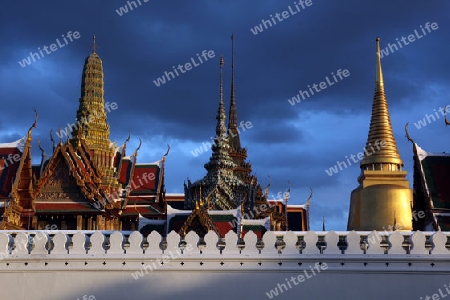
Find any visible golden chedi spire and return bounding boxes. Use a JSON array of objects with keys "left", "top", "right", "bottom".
[
  {"left": 347, "top": 38, "right": 412, "bottom": 231},
  {"left": 360, "top": 37, "right": 403, "bottom": 168}
]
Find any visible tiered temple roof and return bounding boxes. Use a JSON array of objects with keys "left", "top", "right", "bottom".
[
  {"left": 0, "top": 35, "right": 309, "bottom": 235},
  {"left": 178, "top": 36, "right": 309, "bottom": 237},
  {"left": 0, "top": 37, "right": 167, "bottom": 231}
]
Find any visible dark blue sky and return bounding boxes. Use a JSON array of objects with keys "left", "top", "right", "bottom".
[{"left": 1, "top": 0, "right": 449, "bottom": 230}]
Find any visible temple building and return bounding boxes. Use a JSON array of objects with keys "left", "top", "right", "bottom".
[
  {"left": 141, "top": 35, "right": 310, "bottom": 238},
  {"left": 347, "top": 38, "right": 413, "bottom": 231},
  {"left": 0, "top": 38, "right": 168, "bottom": 231},
  {"left": 404, "top": 113, "right": 450, "bottom": 231},
  {"left": 0, "top": 36, "right": 310, "bottom": 234}
]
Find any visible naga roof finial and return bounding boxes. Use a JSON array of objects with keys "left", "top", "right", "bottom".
[
  {"left": 444, "top": 105, "right": 450, "bottom": 126},
  {"left": 27, "top": 108, "right": 38, "bottom": 141},
  {"left": 306, "top": 187, "right": 313, "bottom": 207}
]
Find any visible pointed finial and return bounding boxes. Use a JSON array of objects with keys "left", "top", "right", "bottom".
[
  {"left": 284, "top": 181, "right": 292, "bottom": 204},
  {"left": 215, "top": 55, "right": 227, "bottom": 138},
  {"left": 322, "top": 215, "right": 326, "bottom": 231},
  {"left": 231, "top": 33, "right": 235, "bottom": 68},
  {"left": 133, "top": 138, "right": 142, "bottom": 156},
  {"left": 58, "top": 126, "right": 62, "bottom": 145},
  {"left": 306, "top": 187, "right": 313, "bottom": 207},
  {"left": 376, "top": 37, "right": 383, "bottom": 86},
  {"left": 264, "top": 175, "right": 271, "bottom": 199},
  {"left": 27, "top": 108, "right": 38, "bottom": 141},
  {"left": 163, "top": 144, "right": 170, "bottom": 157},
  {"left": 50, "top": 129, "right": 56, "bottom": 152},
  {"left": 405, "top": 123, "right": 414, "bottom": 143},
  {"left": 37, "top": 139, "right": 45, "bottom": 157},
  {"left": 91, "top": 35, "right": 98, "bottom": 53},
  {"left": 220, "top": 54, "right": 224, "bottom": 102},
  {"left": 228, "top": 33, "right": 241, "bottom": 149},
  {"left": 444, "top": 105, "right": 450, "bottom": 126}
]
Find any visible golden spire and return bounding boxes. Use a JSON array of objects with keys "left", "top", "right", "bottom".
[
  {"left": 347, "top": 37, "right": 412, "bottom": 231},
  {"left": 375, "top": 37, "right": 383, "bottom": 86},
  {"left": 91, "top": 35, "right": 97, "bottom": 53},
  {"left": 360, "top": 37, "right": 402, "bottom": 168}
]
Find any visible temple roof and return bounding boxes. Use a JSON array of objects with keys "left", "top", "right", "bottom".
[
  {"left": 0, "top": 143, "right": 23, "bottom": 198},
  {"left": 0, "top": 136, "right": 26, "bottom": 152},
  {"left": 34, "top": 140, "right": 110, "bottom": 210},
  {"left": 413, "top": 143, "right": 450, "bottom": 209}
]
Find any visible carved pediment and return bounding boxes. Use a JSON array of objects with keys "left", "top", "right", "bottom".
[{"left": 36, "top": 159, "right": 86, "bottom": 202}]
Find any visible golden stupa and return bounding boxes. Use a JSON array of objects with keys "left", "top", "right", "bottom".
[{"left": 347, "top": 38, "right": 412, "bottom": 231}]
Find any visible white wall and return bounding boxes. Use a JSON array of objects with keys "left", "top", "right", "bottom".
[{"left": 0, "top": 230, "right": 449, "bottom": 300}]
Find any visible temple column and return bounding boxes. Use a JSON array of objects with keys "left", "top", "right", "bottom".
[
  {"left": 77, "top": 215, "right": 83, "bottom": 230},
  {"left": 96, "top": 215, "right": 103, "bottom": 230},
  {"left": 88, "top": 216, "right": 93, "bottom": 230}
]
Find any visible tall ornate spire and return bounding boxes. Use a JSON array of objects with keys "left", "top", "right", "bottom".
[
  {"left": 360, "top": 37, "right": 402, "bottom": 169},
  {"left": 216, "top": 55, "right": 227, "bottom": 138},
  {"left": 71, "top": 36, "right": 117, "bottom": 190},
  {"left": 225, "top": 34, "right": 252, "bottom": 182},
  {"left": 347, "top": 37, "right": 412, "bottom": 231},
  {"left": 228, "top": 33, "right": 241, "bottom": 150},
  {"left": 200, "top": 56, "right": 239, "bottom": 209},
  {"left": 72, "top": 36, "right": 110, "bottom": 150},
  {"left": 205, "top": 56, "right": 234, "bottom": 172}
]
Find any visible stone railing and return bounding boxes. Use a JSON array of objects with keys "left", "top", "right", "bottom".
[
  {"left": 1, "top": 230, "right": 449, "bottom": 300},
  {"left": 0, "top": 230, "right": 448, "bottom": 258}
]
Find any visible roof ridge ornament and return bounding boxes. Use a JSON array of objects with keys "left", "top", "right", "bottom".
[
  {"left": 27, "top": 108, "right": 38, "bottom": 141},
  {"left": 306, "top": 187, "right": 313, "bottom": 207},
  {"left": 444, "top": 105, "right": 450, "bottom": 126},
  {"left": 405, "top": 123, "right": 414, "bottom": 143},
  {"left": 133, "top": 138, "right": 142, "bottom": 157}
]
